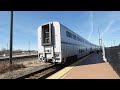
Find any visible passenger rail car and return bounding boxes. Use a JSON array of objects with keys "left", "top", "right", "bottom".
[{"left": 38, "top": 22, "right": 100, "bottom": 64}]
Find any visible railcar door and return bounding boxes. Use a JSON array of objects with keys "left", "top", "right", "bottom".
[{"left": 41, "top": 23, "right": 55, "bottom": 62}]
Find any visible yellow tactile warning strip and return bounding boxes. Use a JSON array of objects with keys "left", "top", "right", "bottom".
[{"left": 46, "top": 54, "right": 91, "bottom": 79}]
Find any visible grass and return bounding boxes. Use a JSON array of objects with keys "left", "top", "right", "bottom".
[{"left": 0, "top": 63, "right": 26, "bottom": 74}]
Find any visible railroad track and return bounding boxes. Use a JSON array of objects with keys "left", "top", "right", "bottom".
[
  {"left": 15, "top": 64, "right": 63, "bottom": 79},
  {"left": 15, "top": 58, "right": 78, "bottom": 79},
  {"left": 0, "top": 54, "right": 38, "bottom": 62}
]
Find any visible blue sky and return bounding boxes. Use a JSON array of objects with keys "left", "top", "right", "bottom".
[{"left": 0, "top": 11, "right": 120, "bottom": 50}]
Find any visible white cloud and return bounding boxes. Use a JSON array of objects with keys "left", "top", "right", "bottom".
[
  {"left": 88, "top": 11, "right": 93, "bottom": 41},
  {"left": 100, "top": 20, "right": 115, "bottom": 38}
]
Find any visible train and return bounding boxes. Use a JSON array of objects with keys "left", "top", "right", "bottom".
[{"left": 37, "top": 21, "right": 100, "bottom": 64}]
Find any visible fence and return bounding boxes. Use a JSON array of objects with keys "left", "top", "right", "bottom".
[{"left": 105, "top": 46, "right": 120, "bottom": 63}]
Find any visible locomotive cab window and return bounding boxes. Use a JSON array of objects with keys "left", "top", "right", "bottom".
[{"left": 41, "top": 24, "right": 52, "bottom": 46}]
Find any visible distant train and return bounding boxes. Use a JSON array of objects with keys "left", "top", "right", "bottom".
[{"left": 38, "top": 21, "right": 100, "bottom": 64}]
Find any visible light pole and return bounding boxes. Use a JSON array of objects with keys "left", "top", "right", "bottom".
[
  {"left": 7, "top": 43, "right": 8, "bottom": 51},
  {"left": 98, "top": 27, "right": 103, "bottom": 51},
  {"left": 98, "top": 28, "right": 100, "bottom": 47},
  {"left": 9, "top": 11, "right": 13, "bottom": 65},
  {"left": 100, "top": 38, "right": 102, "bottom": 47},
  {"left": 113, "top": 40, "right": 115, "bottom": 46},
  {"left": 0, "top": 41, "right": 2, "bottom": 51}
]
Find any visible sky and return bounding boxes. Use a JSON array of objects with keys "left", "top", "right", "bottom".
[{"left": 0, "top": 11, "right": 120, "bottom": 50}]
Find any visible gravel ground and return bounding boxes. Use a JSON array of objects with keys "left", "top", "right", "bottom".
[{"left": 0, "top": 59, "right": 51, "bottom": 79}]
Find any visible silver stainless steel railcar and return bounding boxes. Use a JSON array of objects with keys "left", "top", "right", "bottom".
[{"left": 38, "top": 21, "right": 100, "bottom": 64}]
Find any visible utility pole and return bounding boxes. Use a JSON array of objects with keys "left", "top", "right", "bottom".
[
  {"left": 101, "top": 39, "right": 102, "bottom": 47},
  {"left": 9, "top": 11, "right": 13, "bottom": 65},
  {"left": 98, "top": 27, "right": 102, "bottom": 51},
  {"left": 98, "top": 27, "right": 100, "bottom": 46},
  {"left": 7, "top": 43, "right": 8, "bottom": 56},
  {"left": 7, "top": 43, "right": 8, "bottom": 51},
  {"left": 0, "top": 42, "right": 2, "bottom": 51},
  {"left": 29, "top": 41, "right": 30, "bottom": 55},
  {"left": 113, "top": 40, "right": 115, "bottom": 46},
  {"left": 111, "top": 41, "right": 112, "bottom": 47}
]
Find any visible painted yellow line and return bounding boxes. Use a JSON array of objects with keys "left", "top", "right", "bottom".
[{"left": 46, "top": 54, "right": 91, "bottom": 79}]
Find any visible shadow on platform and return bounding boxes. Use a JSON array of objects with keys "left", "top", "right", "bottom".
[{"left": 70, "top": 52, "right": 105, "bottom": 67}]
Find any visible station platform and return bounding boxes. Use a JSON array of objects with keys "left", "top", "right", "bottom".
[{"left": 47, "top": 53, "right": 120, "bottom": 79}]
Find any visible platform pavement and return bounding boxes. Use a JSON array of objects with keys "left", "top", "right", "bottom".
[{"left": 47, "top": 53, "right": 120, "bottom": 79}]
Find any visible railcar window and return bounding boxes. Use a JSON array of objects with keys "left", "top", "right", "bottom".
[
  {"left": 81, "top": 39, "right": 84, "bottom": 42},
  {"left": 80, "top": 50, "right": 82, "bottom": 53},
  {"left": 66, "top": 31, "right": 69, "bottom": 37},
  {"left": 77, "top": 36, "right": 82, "bottom": 42},
  {"left": 66, "top": 31, "right": 85, "bottom": 42},
  {"left": 77, "top": 37, "right": 79, "bottom": 41},
  {"left": 66, "top": 31, "right": 72, "bottom": 38},
  {"left": 73, "top": 34, "right": 76, "bottom": 40},
  {"left": 80, "top": 38, "right": 82, "bottom": 42}
]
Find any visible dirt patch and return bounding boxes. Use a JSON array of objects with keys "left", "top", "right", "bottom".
[
  {"left": 0, "top": 59, "right": 51, "bottom": 79},
  {"left": 0, "top": 63, "right": 26, "bottom": 74}
]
